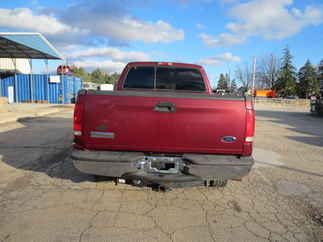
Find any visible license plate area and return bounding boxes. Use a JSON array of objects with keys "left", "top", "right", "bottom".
[
  {"left": 135, "top": 156, "right": 184, "bottom": 174},
  {"left": 151, "top": 161, "right": 176, "bottom": 171}
]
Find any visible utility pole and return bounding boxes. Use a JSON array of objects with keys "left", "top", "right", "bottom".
[
  {"left": 271, "top": 54, "right": 276, "bottom": 90},
  {"left": 252, "top": 56, "right": 257, "bottom": 99}
]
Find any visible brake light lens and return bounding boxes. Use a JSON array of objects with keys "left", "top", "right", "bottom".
[
  {"left": 245, "top": 109, "right": 255, "bottom": 142},
  {"left": 73, "top": 102, "right": 84, "bottom": 136},
  {"left": 158, "top": 62, "right": 173, "bottom": 66},
  {"left": 245, "top": 100, "right": 255, "bottom": 143}
]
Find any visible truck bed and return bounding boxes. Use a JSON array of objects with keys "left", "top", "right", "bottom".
[{"left": 77, "top": 90, "right": 248, "bottom": 155}]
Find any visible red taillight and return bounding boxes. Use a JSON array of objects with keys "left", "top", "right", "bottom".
[
  {"left": 245, "top": 99, "right": 255, "bottom": 143},
  {"left": 242, "top": 100, "right": 255, "bottom": 156},
  {"left": 73, "top": 92, "right": 85, "bottom": 136},
  {"left": 245, "top": 108, "right": 255, "bottom": 143},
  {"left": 73, "top": 103, "right": 83, "bottom": 136}
]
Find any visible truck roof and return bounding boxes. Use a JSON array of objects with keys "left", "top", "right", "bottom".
[{"left": 126, "top": 62, "right": 203, "bottom": 69}]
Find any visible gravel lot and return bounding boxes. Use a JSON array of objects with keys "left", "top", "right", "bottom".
[{"left": 0, "top": 104, "right": 322, "bottom": 242}]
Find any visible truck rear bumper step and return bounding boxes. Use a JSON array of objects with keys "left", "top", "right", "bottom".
[{"left": 71, "top": 149, "right": 254, "bottom": 183}]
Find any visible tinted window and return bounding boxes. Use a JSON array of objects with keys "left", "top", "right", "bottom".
[
  {"left": 156, "top": 67, "right": 175, "bottom": 90},
  {"left": 124, "top": 66, "right": 154, "bottom": 89},
  {"left": 156, "top": 67, "right": 205, "bottom": 91},
  {"left": 123, "top": 66, "right": 206, "bottom": 91}
]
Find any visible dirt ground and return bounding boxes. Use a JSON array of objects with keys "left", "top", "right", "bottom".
[{"left": 0, "top": 104, "right": 322, "bottom": 242}]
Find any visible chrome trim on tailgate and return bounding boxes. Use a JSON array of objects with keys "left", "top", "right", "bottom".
[{"left": 90, "top": 131, "right": 115, "bottom": 139}]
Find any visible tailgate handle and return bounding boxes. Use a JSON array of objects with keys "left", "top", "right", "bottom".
[{"left": 154, "top": 102, "right": 176, "bottom": 113}]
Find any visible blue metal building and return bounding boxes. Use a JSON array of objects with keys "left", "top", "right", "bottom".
[
  {"left": 0, "top": 74, "right": 82, "bottom": 104},
  {"left": 0, "top": 32, "right": 83, "bottom": 104}
]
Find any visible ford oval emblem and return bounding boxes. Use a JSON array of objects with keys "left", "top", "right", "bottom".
[{"left": 221, "top": 136, "right": 237, "bottom": 143}]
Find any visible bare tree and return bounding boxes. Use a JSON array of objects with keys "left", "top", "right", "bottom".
[
  {"left": 235, "top": 63, "right": 253, "bottom": 90},
  {"left": 234, "top": 54, "right": 280, "bottom": 92},
  {"left": 257, "top": 54, "right": 280, "bottom": 89}
]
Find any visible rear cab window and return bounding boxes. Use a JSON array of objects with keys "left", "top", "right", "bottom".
[
  {"left": 123, "top": 66, "right": 154, "bottom": 89},
  {"left": 123, "top": 65, "right": 206, "bottom": 92}
]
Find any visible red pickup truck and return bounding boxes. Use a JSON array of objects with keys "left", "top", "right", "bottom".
[{"left": 72, "top": 62, "right": 255, "bottom": 189}]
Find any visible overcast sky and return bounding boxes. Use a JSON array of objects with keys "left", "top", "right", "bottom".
[{"left": 1, "top": 0, "right": 323, "bottom": 86}]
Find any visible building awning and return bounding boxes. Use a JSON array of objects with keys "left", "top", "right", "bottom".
[{"left": 0, "top": 32, "right": 63, "bottom": 60}]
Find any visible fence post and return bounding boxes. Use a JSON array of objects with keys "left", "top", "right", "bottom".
[
  {"left": 13, "top": 59, "right": 19, "bottom": 103},
  {"left": 45, "top": 59, "right": 49, "bottom": 103},
  {"left": 29, "top": 59, "right": 34, "bottom": 103},
  {"left": 62, "top": 75, "right": 65, "bottom": 104}
]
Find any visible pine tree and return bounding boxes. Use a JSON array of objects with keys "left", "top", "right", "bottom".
[
  {"left": 275, "top": 47, "right": 297, "bottom": 97},
  {"left": 298, "top": 60, "right": 320, "bottom": 98},
  {"left": 231, "top": 79, "right": 237, "bottom": 92},
  {"left": 318, "top": 60, "right": 323, "bottom": 96},
  {"left": 217, "top": 74, "right": 228, "bottom": 90}
]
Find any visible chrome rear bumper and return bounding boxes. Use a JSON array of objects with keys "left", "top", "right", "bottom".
[{"left": 71, "top": 149, "right": 254, "bottom": 184}]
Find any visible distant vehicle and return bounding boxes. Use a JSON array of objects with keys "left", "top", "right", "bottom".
[
  {"left": 99, "top": 84, "right": 114, "bottom": 91},
  {"left": 71, "top": 62, "right": 255, "bottom": 189},
  {"left": 311, "top": 95, "right": 323, "bottom": 115},
  {"left": 214, "top": 89, "right": 231, "bottom": 96},
  {"left": 285, "top": 95, "right": 299, "bottom": 99},
  {"left": 310, "top": 60, "right": 323, "bottom": 116},
  {"left": 83, "top": 82, "right": 99, "bottom": 90},
  {"left": 254, "top": 90, "right": 276, "bottom": 98}
]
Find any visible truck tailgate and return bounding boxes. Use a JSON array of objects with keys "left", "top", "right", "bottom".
[{"left": 82, "top": 91, "right": 246, "bottom": 155}]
